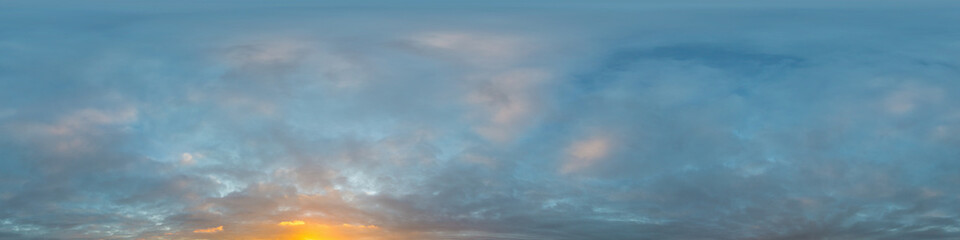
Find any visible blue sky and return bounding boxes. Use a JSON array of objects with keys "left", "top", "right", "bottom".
[{"left": 2, "top": 1, "right": 960, "bottom": 239}]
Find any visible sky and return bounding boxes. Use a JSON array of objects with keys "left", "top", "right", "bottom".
[{"left": 2, "top": 1, "right": 960, "bottom": 239}]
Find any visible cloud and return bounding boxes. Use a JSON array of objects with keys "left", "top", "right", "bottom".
[
  {"left": 193, "top": 226, "right": 223, "bottom": 233},
  {"left": 467, "top": 69, "right": 551, "bottom": 142},
  {"left": 407, "top": 31, "right": 533, "bottom": 67},
  {"left": 561, "top": 134, "right": 613, "bottom": 174},
  {"left": 883, "top": 82, "right": 944, "bottom": 115},
  {"left": 278, "top": 220, "right": 305, "bottom": 226},
  {"left": 179, "top": 153, "right": 195, "bottom": 165}
]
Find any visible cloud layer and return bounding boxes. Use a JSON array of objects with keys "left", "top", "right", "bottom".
[{"left": 2, "top": 1, "right": 960, "bottom": 239}]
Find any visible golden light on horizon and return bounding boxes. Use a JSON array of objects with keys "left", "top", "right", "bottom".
[{"left": 277, "top": 221, "right": 381, "bottom": 240}]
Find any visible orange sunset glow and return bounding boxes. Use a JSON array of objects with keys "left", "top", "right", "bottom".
[{"left": 160, "top": 221, "right": 384, "bottom": 240}]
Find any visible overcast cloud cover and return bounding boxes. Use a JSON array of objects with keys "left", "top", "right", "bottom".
[{"left": 2, "top": 1, "right": 960, "bottom": 239}]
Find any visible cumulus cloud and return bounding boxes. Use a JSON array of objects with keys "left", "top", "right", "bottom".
[{"left": 2, "top": 1, "right": 960, "bottom": 240}]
